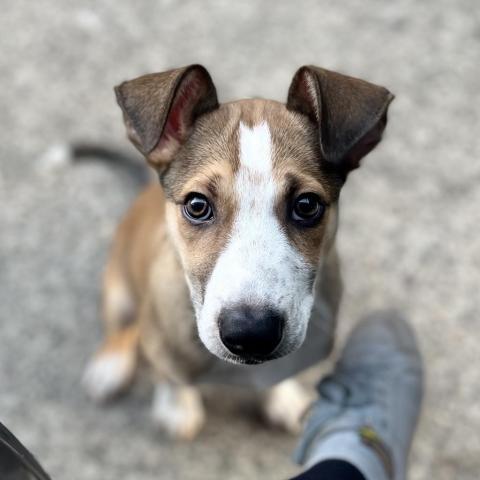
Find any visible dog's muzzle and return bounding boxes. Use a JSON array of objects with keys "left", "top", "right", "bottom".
[{"left": 218, "top": 305, "right": 284, "bottom": 360}]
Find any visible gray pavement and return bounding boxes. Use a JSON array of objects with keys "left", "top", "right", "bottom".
[{"left": 1, "top": 1, "right": 479, "bottom": 479}]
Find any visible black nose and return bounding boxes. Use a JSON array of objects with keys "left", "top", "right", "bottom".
[{"left": 219, "top": 306, "right": 284, "bottom": 358}]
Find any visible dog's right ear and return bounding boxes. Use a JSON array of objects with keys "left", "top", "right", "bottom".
[
  {"left": 115, "top": 65, "right": 218, "bottom": 168},
  {"left": 287, "top": 66, "right": 394, "bottom": 178}
]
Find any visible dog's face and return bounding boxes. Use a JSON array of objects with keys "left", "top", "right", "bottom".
[
  {"left": 163, "top": 101, "right": 341, "bottom": 363},
  {"left": 115, "top": 65, "right": 393, "bottom": 364}
]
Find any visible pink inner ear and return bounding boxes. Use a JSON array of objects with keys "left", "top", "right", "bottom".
[{"left": 162, "top": 73, "right": 204, "bottom": 145}]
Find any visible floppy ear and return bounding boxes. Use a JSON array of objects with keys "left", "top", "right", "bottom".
[
  {"left": 115, "top": 64, "right": 219, "bottom": 168},
  {"left": 287, "top": 65, "right": 394, "bottom": 177}
]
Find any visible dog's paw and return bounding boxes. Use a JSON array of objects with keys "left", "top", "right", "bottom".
[
  {"left": 82, "top": 350, "right": 135, "bottom": 403},
  {"left": 151, "top": 383, "right": 205, "bottom": 441},
  {"left": 263, "top": 379, "right": 312, "bottom": 434}
]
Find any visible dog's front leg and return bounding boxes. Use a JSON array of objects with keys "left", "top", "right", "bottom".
[
  {"left": 140, "top": 313, "right": 207, "bottom": 441},
  {"left": 142, "top": 342, "right": 206, "bottom": 441},
  {"left": 151, "top": 381, "right": 205, "bottom": 441},
  {"left": 263, "top": 379, "right": 313, "bottom": 434}
]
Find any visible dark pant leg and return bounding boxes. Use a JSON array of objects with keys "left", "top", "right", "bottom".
[{"left": 290, "top": 459, "right": 366, "bottom": 480}]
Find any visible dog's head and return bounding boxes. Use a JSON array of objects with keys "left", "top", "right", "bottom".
[{"left": 115, "top": 65, "right": 393, "bottom": 364}]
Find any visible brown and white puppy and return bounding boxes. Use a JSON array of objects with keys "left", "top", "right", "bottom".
[{"left": 82, "top": 65, "right": 393, "bottom": 439}]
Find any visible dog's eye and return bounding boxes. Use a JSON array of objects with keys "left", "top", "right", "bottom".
[
  {"left": 292, "top": 193, "right": 325, "bottom": 226},
  {"left": 183, "top": 193, "right": 213, "bottom": 223}
]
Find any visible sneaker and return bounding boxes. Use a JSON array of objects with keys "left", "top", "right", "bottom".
[{"left": 294, "top": 310, "right": 423, "bottom": 480}]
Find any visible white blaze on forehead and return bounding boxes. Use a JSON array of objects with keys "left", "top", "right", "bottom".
[
  {"left": 197, "top": 120, "right": 314, "bottom": 360},
  {"left": 238, "top": 121, "right": 272, "bottom": 173}
]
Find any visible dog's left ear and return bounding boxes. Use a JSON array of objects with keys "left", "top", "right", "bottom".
[
  {"left": 115, "top": 65, "right": 219, "bottom": 168},
  {"left": 287, "top": 65, "right": 394, "bottom": 177}
]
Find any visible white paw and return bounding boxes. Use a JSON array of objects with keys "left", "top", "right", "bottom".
[
  {"left": 82, "top": 351, "right": 135, "bottom": 402},
  {"left": 151, "top": 383, "right": 205, "bottom": 441},
  {"left": 264, "top": 379, "right": 312, "bottom": 434}
]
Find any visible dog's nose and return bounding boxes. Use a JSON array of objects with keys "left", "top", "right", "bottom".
[{"left": 219, "top": 306, "right": 284, "bottom": 358}]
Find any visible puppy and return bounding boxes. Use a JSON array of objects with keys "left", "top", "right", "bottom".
[{"left": 83, "top": 65, "right": 393, "bottom": 439}]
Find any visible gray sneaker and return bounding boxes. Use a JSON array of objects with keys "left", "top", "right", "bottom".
[{"left": 294, "top": 311, "right": 423, "bottom": 480}]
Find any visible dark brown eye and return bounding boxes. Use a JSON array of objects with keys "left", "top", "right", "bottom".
[
  {"left": 292, "top": 193, "right": 325, "bottom": 226},
  {"left": 183, "top": 193, "right": 213, "bottom": 223}
]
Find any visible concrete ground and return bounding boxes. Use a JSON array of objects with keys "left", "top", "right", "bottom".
[{"left": 1, "top": 1, "right": 479, "bottom": 478}]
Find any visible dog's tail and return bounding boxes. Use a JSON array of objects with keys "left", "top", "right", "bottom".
[{"left": 39, "top": 142, "right": 152, "bottom": 187}]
